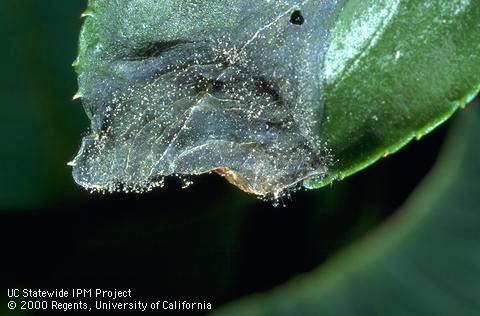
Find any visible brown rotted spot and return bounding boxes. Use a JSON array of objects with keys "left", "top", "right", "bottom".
[{"left": 214, "top": 167, "right": 260, "bottom": 195}]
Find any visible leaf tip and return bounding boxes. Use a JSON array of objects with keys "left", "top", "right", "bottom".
[
  {"left": 72, "top": 58, "right": 80, "bottom": 69},
  {"left": 80, "top": 9, "right": 94, "bottom": 18},
  {"left": 72, "top": 91, "right": 82, "bottom": 100},
  {"left": 415, "top": 131, "right": 424, "bottom": 140},
  {"left": 67, "top": 160, "right": 76, "bottom": 167}
]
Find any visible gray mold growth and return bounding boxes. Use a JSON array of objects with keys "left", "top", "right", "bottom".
[{"left": 72, "top": 0, "right": 343, "bottom": 197}]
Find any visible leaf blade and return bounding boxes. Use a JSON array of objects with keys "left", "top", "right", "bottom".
[{"left": 307, "top": 0, "right": 480, "bottom": 188}]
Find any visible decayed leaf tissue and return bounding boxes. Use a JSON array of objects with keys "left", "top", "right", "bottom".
[{"left": 71, "top": 0, "right": 344, "bottom": 197}]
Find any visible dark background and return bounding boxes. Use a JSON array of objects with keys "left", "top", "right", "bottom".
[{"left": 0, "top": 1, "right": 449, "bottom": 315}]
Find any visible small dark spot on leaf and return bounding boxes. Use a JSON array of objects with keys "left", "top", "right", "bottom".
[
  {"left": 126, "top": 40, "right": 189, "bottom": 60},
  {"left": 266, "top": 121, "right": 283, "bottom": 130},
  {"left": 256, "top": 79, "right": 280, "bottom": 102},
  {"left": 210, "top": 80, "right": 225, "bottom": 93},
  {"left": 290, "top": 10, "right": 304, "bottom": 25},
  {"left": 191, "top": 77, "right": 226, "bottom": 94},
  {"left": 219, "top": 61, "right": 230, "bottom": 69}
]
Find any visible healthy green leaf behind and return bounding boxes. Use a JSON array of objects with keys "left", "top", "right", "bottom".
[
  {"left": 212, "top": 101, "right": 480, "bottom": 316},
  {"left": 0, "top": 1, "right": 87, "bottom": 209}
]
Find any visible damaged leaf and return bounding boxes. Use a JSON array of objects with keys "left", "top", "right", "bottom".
[
  {"left": 71, "top": 0, "right": 480, "bottom": 196},
  {"left": 72, "top": 0, "right": 342, "bottom": 197}
]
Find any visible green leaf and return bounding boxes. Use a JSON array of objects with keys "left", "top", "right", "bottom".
[
  {"left": 72, "top": 0, "right": 480, "bottom": 196},
  {"left": 306, "top": 0, "right": 480, "bottom": 188},
  {"left": 211, "top": 102, "right": 480, "bottom": 315}
]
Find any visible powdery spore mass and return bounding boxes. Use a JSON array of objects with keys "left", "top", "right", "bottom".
[{"left": 72, "top": 0, "right": 343, "bottom": 197}]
